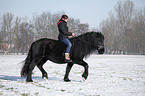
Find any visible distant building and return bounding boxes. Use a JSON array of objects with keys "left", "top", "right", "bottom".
[{"left": 0, "top": 43, "right": 9, "bottom": 53}]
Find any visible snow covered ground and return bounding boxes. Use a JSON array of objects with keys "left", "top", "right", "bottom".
[{"left": 0, "top": 55, "right": 145, "bottom": 96}]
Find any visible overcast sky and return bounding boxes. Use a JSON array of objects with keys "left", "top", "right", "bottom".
[{"left": 0, "top": 0, "right": 145, "bottom": 29}]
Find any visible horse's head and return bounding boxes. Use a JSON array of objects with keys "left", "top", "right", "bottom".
[{"left": 95, "top": 32, "right": 105, "bottom": 54}]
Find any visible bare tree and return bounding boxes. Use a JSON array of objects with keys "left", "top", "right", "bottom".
[
  {"left": 18, "top": 22, "right": 34, "bottom": 53},
  {"left": 13, "top": 17, "right": 21, "bottom": 53},
  {"left": 32, "top": 11, "right": 89, "bottom": 40},
  {"left": 132, "top": 8, "right": 145, "bottom": 54},
  {"left": 78, "top": 24, "right": 89, "bottom": 35},
  {"left": 0, "top": 16, "right": 2, "bottom": 43},
  {"left": 1, "top": 13, "right": 14, "bottom": 52},
  {"left": 68, "top": 18, "right": 80, "bottom": 35},
  {"left": 101, "top": 0, "right": 145, "bottom": 54},
  {"left": 0, "top": 11, "right": 90, "bottom": 54},
  {"left": 114, "top": 0, "right": 135, "bottom": 52}
]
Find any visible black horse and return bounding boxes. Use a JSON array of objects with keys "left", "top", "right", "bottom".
[{"left": 21, "top": 32, "right": 105, "bottom": 82}]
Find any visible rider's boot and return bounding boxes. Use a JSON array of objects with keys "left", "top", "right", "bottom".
[{"left": 65, "top": 53, "right": 72, "bottom": 63}]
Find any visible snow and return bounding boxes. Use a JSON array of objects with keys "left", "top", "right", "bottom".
[{"left": 0, "top": 55, "right": 145, "bottom": 96}]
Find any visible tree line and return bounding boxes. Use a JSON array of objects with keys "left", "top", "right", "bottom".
[
  {"left": 100, "top": 0, "right": 145, "bottom": 55},
  {"left": 0, "top": 12, "right": 89, "bottom": 54},
  {"left": 0, "top": 0, "right": 144, "bottom": 55}
]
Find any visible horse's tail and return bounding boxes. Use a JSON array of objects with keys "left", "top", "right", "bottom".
[{"left": 21, "top": 43, "right": 33, "bottom": 77}]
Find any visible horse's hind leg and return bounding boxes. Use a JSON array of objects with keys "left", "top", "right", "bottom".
[
  {"left": 26, "top": 56, "right": 43, "bottom": 82},
  {"left": 37, "top": 58, "right": 48, "bottom": 79},
  {"left": 64, "top": 62, "right": 74, "bottom": 82},
  {"left": 26, "top": 58, "right": 40, "bottom": 82}
]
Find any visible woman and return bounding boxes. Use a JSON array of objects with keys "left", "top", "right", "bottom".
[{"left": 57, "top": 15, "right": 75, "bottom": 62}]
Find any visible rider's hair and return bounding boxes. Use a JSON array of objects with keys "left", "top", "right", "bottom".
[{"left": 61, "top": 15, "right": 68, "bottom": 19}]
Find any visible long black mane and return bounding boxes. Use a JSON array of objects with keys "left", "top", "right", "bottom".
[{"left": 70, "top": 32, "right": 102, "bottom": 58}]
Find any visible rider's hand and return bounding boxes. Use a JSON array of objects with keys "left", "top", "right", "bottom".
[{"left": 72, "top": 33, "right": 75, "bottom": 37}]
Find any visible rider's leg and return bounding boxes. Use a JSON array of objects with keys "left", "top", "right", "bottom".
[{"left": 61, "top": 38, "right": 72, "bottom": 62}]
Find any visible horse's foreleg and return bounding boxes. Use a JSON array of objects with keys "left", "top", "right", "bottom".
[
  {"left": 64, "top": 62, "right": 74, "bottom": 82},
  {"left": 37, "top": 58, "right": 48, "bottom": 79},
  {"left": 76, "top": 60, "right": 89, "bottom": 80}
]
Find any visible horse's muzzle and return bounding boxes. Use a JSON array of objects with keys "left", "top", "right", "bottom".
[{"left": 98, "top": 46, "right": 105, "bottom": 54}]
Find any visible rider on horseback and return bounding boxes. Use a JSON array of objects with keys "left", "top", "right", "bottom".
[{"left": 57, "top": 15, "right": 75, "bottom": 63}]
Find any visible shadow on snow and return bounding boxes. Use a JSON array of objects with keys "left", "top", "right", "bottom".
[{"left": 0, "top": 75, "right": 61, "bottom": 82}]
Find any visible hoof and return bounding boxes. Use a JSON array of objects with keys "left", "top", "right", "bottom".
[
  {"left": 64, "top": 78, "right": 71, "bottom": 82},
  {"left": 82, "top": 75, "right": 87, "bottom": 82},
  {"left": 82, "top": 77, "right": 86, "bottom": 82},
  {"left": 43, "top": 77, "right": 48, "bottom": 81},
  {"left": 26, "top": 79, "right": 33, "bottom": 82}
]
